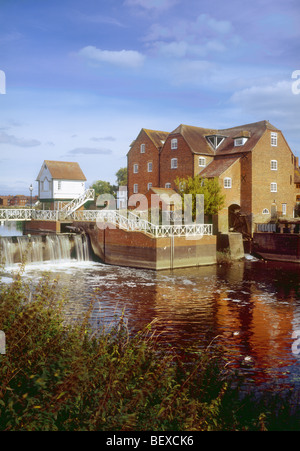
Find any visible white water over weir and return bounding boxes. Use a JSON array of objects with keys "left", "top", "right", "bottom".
[{"left": 0, "top": 234, "right": 90, "bottom": 267}]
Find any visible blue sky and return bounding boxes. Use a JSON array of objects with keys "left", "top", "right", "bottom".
[{"left": 0, "top": 0, "right": 300, "bottom": 195}]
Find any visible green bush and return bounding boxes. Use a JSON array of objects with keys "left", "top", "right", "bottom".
[
  {"left": 1, "top": 265, "right": 299, "bottom": 431},
  {"left": 0, "top": 265, "right": 232, "bottom": 431}
]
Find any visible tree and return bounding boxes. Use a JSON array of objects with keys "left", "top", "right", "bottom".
[
  {"left": 115, "top": 167, "right": 127, "bottom": 187},
  {"left": 175, "top": 175, "right": 225, "bottom": 219},
  {"left": 86, "top": 180, "right": 116, "bottom": 209},
  {"left": 90, "top": 180, "right": 115, "bottom": 198}
]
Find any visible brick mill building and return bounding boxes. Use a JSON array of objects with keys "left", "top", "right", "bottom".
[{"left": 127, "top": 120, "right": 299, "bottom": 235}]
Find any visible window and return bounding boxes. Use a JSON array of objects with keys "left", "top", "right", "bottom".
[
  {"left": 133, "top": 184, "right": 138, "bottom": 194},
  {"left": 206, "top": 135, "right": 226, "bottom": 150},
  {"left": 224, "top": 177, "right": 232, "bottom": 189},
  {"left": 147, "top": 162, "right": 152, "bottom": 172},
  {"left": 147, "top": 183, "right": 152, "bottom": 191},
  {"left": 271, "top": 160, "right": 278, "bottom": 170},
  {"left": 282, "top": 203, "right": 287, "bottom": 215},
  {"left": 133, "top": 164, "right": 138, "bottom": 173},
  {"left": 171, "top": 138, "right": 178, "bottom": 150},
  {"left": 262, "top": 208, "right": 270, "bottom": 214},
  {"left": 140, "top": 144, "right": 145, "bottom": 153},
  {"left": 165, "top": 183, "right": 171, "bottom": 188},
  {"left": 271, "top": 132, "right": 278, "bottom": 147},
  {"left": 234, "top": 137, "right": 248, "bottom": 147},
  {"left": 270, "top": 182, "right": 277, "bottom": 192},
  {"left": 199, "top": 157, "right": 206, "bottom": 167},
  {"left": 171, "top": 158, "right": 178, "bottom": 169}
]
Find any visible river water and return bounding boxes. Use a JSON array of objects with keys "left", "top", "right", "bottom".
[{"left": 1, "top": 222, "right": 300, "bottom": 393}]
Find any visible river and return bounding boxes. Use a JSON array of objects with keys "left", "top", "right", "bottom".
[{"left": 1, "top": 221, "right": 300, "bottom": 393}]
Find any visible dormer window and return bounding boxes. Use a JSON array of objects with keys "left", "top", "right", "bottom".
[
  {"left": 234, "top": 137, "right": 248, "bottom": 147},
  {"left": 206, "top": 135, "right": 226, "bottom": 150}
]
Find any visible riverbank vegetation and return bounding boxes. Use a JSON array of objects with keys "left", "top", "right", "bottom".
[{"left": 0, "top": 266, "right": 299, "bottom": 431}]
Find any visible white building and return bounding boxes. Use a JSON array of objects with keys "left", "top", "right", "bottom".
[{"left": 36, "top": 160, "right": 87, "bottom": 209}]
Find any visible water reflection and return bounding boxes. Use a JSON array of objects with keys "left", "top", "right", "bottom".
[{"left": 2, "top": 257, "right": 300, "bottom": 388}]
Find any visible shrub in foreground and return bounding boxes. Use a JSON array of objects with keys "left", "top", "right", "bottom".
[{"left": 0, "top": 267, "right": 299, "bottom": 431}]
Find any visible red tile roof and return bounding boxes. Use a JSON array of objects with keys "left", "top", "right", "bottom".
[{"left": 200, "top": 155, "right": 241, "bottom": 178}]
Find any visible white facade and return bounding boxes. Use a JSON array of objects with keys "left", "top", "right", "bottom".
[{"left": 37, "top": 161, "right": 86, "bottom": 201}]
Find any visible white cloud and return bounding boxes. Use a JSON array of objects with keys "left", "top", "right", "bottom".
[
  {"left": 124, "top": 0, "right": 178, "bottom": 11},
  {"left": 0, "top": 131, "right": 40, "bottom": 147},
  {"left": 230, "top": 80, "right": 298, "bottom": 113},
  {"left": 195, "top": 14, "right": 232, "bottom": 34},
  {"left": 230, "top": 79, "right": 300, "bottom": 153},
  {"left": 67, "top": 147, "right": 112, "bottom": 155},
  {"left": 78, "top": 46, "right": 145, "bottom": 68},
  {"left": 90, "top": 136, "right": 116, "bottom": 142},
  {"left": 144, "top": 13, "right": 234, "bottom": 60}
]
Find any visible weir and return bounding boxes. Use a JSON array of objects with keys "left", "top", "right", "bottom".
[{"left": 0, "top": 233, "right": 90, "bottom": 267}]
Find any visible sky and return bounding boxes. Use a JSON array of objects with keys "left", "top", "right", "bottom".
[{"left": 0, "top": 0, "right": 300, "bottom": 195}]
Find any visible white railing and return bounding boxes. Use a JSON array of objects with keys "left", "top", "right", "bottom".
[
  {"left": 0, "top": 207, "right": 213, "bottom": 237},
  {"left": 32, "top": 210, "right": 60, "bottom": 221},
  {"left": 0, "top": 209, "right": 33, "bottom": 221},
  {"left": 93, "top": 210, "right": 213, "bottom": 238},
  {"left": 60, "top": 189, "right": 95, "bottom": 216}
]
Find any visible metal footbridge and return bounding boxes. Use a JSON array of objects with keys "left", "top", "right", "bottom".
[{"left": 0, "top": 189, "right": 213, "bottom": 238}]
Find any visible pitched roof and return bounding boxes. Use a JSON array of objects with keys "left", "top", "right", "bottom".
[
  {"left": 129, "top": 128, "right": 169, "bottom": 151},
  {"left": 200, "top": 155, "right": 241, "bottom": 178},
  {"left": 216, "top": 120, "right": 279, "bottom": 155},
  {"left": 170, "top": 120, "right": 280, "bottom": 156},
  {"left": 143, "top": 129, "right": 169, "bottom": 149},
  {"left": 37, "top": 160, "right": 87, "bottom": 181},
  {"left": 170, "top": 124, "right": 217, "bottom": 156}
]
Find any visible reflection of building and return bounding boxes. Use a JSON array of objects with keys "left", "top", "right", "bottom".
[
  {"left": 36, "top": 160, "right": 87, "bottom": 210},
  {"left": 295, "top": 160, "right": 300, "bottom": 210},
  {"left": 128, "top": 121, "right": 298, "bottom": 235}
]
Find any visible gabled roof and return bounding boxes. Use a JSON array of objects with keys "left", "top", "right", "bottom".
[
  {"left": 170, "top": 124, "right": 217, "bottom": 156},
  {"left": 129, "top": 128, "right": 169, "bottom": 152},
  {"left": 216, "top": 120, "right": 279, "bottom": 155},
  {"left": 143, "top": 129, "right": 169, "bottom": 149},
  {"left": 200, "top": 155, "right": 241, "bottom": 178},
  {"left": 37, "top": 160, "right": 87, "bottom": 181},
  {"left": 169, "top": 120, "right": 280, "bottom": 156}
]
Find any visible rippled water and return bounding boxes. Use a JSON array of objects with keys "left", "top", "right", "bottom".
[{"left": 4, "top": 255, "right": 300, "bottom": 390}]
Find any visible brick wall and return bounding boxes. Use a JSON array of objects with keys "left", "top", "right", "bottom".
[
  {"left": 127, "top": 130, "right": 160, "bottom": 198},
  {"left": 251, "top": 129, "right": 295, "bottom": 226},
  {"left": 216, "top": 158, "right": 242, "bottom": 233},
  {"left": 159, "top": 134, "right": 194, "bottom": 189}
]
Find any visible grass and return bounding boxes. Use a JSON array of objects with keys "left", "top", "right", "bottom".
[{"left": 0, "top": 263, "right": 300, "bottom": 431}]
